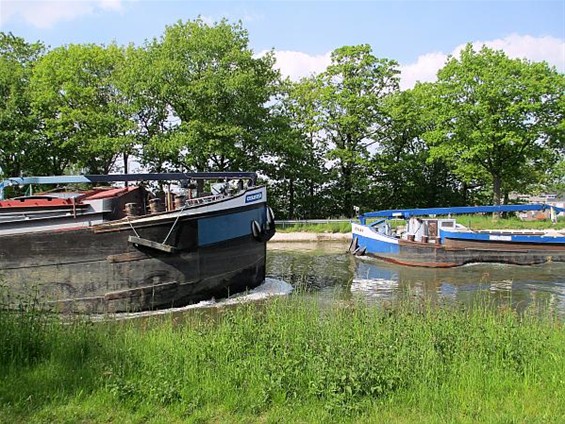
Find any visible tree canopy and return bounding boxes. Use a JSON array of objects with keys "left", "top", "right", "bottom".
[
  {"left": 287, "top": 45, "right": 400, "bottom": 217},
  {"left": 139, "top": 19, "right": 280, "bottom": 173},
  {"left": 1, "top": 25, "right": 563, "bottom": 218},
  {"left": 30, "top": 43, "right": 133, "bottom": 174},
  {"left": 425, "top": 44, "right": 565, "bottom": 205},
  {"left": 0, "top": 33, "right": 44, "bottom": 178}
]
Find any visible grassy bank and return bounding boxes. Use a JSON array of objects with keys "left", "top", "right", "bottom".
[
  {"left": 1, "top": 297, "right": 564, "bottom": 423},
  {"left": 459, "top": 214, "right": 565, "bottom": 231},
  {"left": 278, "top": 215, "right": 565, "bottom": 233},
  {"left": 277, "top": 221, "right": 352, "bottom": 233}
]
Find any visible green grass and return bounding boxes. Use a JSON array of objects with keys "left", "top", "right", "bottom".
[
  {"left": 277, "top": 221, "right": 352, "bottom": 233},
  {"left": 458, "top": 214, "right": 565, "bottom": 231},
  {"left": 1, "top": 296, "right": 564, "bottom": 423},
  {"left": 277, "top": 215, "right": 565, "bottom": 233}
]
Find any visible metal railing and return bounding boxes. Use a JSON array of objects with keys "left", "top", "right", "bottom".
[{"left": 184, "top": 194, "right": 225, "bottom": 208}]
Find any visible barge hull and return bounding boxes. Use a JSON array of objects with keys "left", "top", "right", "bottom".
[
  {"left": 0, "top": 203, "right": 271, "bottom": 313},
  {"left": 363, "top": 240, "right": 565, "bottom": 268}
]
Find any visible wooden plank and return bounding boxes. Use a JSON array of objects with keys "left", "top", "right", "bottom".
[
  {"left": 104, "top": 280, "right": 179, "bottom": 301},
  {"left": 128, "top": 235, "right": 177, "bottom": 253}
]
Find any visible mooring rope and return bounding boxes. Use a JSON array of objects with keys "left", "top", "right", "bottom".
[
  {"left": 162, "top": 203, "right": 188, "bottom": 245},
  {"left": 126, "top": 216, "right": 140, "bottom": 238}
]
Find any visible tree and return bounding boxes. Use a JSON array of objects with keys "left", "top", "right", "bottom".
[
  {"left": 373, "top": 84, "right": 470, "bottom": 209},
  {"left": 310, "top": 45, "right": 400, "bottom": 216},
  {"left": 30, "top": 43, "right": 134, "bottom": 174},
  {"left": 266, "top": 78, "right": 332, "bottom": 219},
  {"left": 544, "top": 159, "right": 565, "bottom": 197},
  {"left": 114, "top": 43, "right": 173, "bottom": 174},
  {"left": 0, "top": 32, "right": 44, "bottom": 178},
  {"left": 426, "top": 44, "right": 565, "bottom": 205},
  {"left": 142, "top": 18, "right": 280, "bottom": 173}
]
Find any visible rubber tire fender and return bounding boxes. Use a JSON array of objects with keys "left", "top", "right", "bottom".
[
  {"left": 349, "top": 236, "right": 358, "bottom": 253},
  {"left": 251, "top": 220, "right": 262, "bottom": 241},
  {"left": 266, "top": 206, "right": 275, "bottom": 229}
]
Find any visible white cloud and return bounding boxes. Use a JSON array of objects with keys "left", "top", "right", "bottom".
[
  {"left": 197, "top": 15, "right": 216, "bottom": 26},
  {"left": 400, "top": 34, "right": 565, "bottom": 90},
  {"left": 0, "top": 0, "right": 125, "bottom": 29},
  {"left": 399, "top": 52, "right": 447, "bottom": 90},
  {"left": 262, "top": 35, "right": 563, "bottom": 91},
  {"left": 260, "top": 49, "right": 332, "bottom": 81}
]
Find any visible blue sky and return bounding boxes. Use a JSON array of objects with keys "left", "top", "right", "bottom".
[{"left": 1, "top": 1, "right": 564, "bottom": 88}]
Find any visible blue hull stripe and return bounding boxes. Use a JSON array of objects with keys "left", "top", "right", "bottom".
[
  {"left": 441, "top": 230, "right": 565, "bottom": 245},
  {"left": 354, "top": 233, "right": 400, "bottom": 254},
  {"left": 198, "top": 207, "right": 264, "bottom": 246}
]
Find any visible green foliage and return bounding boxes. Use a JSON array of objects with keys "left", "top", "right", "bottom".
[
  {"left": 425, "top": 44, "right": 565, "bottom": 205},
  {"left": 1, "top": 297, "right": 564, "bottom": 422},
  {"left": 277, "top": 45, "right": 400, "bottom": 218},
  {"left": 30, "top": 43, "right": 134, "bottom": 174},
  {"left": 138, "top": 18, "right": 280, "bottom": 174},
  {"left": 373, "top": 84, "right": 472, "bottom": 209},
  {"left": 115, "top": 43, "right": 174, "bottom": 174},
  {"left": 267, "top": 78, "right": 334, "bottom": 219},
  {"left": 456, "top": 214, "right": 565, "bottom": 231},
  {"left": 276, "top": 221, "right": 352, "bottom": 233},
  {"left": 1, "top": 27, "right": 563, "bottom": 218},
  {"left": 0, "top": 32, "right": 45, "bottom": 180},
  {"left": 315, "top": 45, "right": 400, "bottom": 217},
  {"left": 544, "top": 158, "right": 565, "bottom": 196}
]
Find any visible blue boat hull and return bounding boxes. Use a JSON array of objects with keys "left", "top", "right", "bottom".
[{"left": 352, "top": 224, "right": 565, "bottom": 268}]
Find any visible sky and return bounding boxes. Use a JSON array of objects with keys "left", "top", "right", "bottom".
[{"left": 0, "top": 0, "right": 564, "bottom": 89}]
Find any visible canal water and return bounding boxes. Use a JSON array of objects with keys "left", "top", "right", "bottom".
[
  {"left": 267, "top": 241, "right": 565, "bottom": 317},
  {"left": 104, "top": 240, "right": 565, "bottom": 320}
]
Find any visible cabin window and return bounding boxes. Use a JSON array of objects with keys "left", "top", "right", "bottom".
[{"left": 427, "top": 220, "right": 438, "bottom": 237}]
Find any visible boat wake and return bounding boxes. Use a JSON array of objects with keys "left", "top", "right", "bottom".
[{"left": 93, "top": 278, "right": 293, "bottom": 321}]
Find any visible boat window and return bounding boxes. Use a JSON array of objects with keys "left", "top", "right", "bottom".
[{"left": 426, "top": 220, "right": 438, "bottom": 237}]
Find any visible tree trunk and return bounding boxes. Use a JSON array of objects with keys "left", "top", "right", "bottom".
[
  {"left": 288, "top": 178, "right": 295, "bottom": 219},
  {"left": 493, "top": 175, "right": 502, "bottom": 205},
  {"left": 123, "top": 153, "right": 129, "bottom": 187},
  {"left": 309, "top": 180, "right": 314, "bottom": 218},
  {"left": 492, "top": 174, "right": 502, "bottom": 220},
  {"left": 342, "top": 165, "right": 353, "bottom": 218}
]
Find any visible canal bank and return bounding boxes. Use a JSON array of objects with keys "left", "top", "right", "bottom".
[{"left": 270, "top": 232, "right": 350, "bottom": 242}]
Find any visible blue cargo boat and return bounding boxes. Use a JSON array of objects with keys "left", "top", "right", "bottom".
[{"left": 351, "top": 204, "right": 565, "bottom": 267}]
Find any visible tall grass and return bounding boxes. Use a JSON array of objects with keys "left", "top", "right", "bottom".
[
  {"left": 1, "top": 296, "right": 564, "bottom": 423},
  {"left": 277, "top": 216, "right": 564, "bottom": 233},
  {"left": 277, "top": 221, "right": 352, "bottom": 233},
  {"left": 459, "top": 214, "right": 565, "bottom": 230}
]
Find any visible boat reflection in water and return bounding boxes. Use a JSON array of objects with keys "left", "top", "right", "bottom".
[
  {"left": 352, "top": 257, "right": 565, "bottom": 315},
  {"left": 267, "top": 241, "right": 565, "bottom": 316}
]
